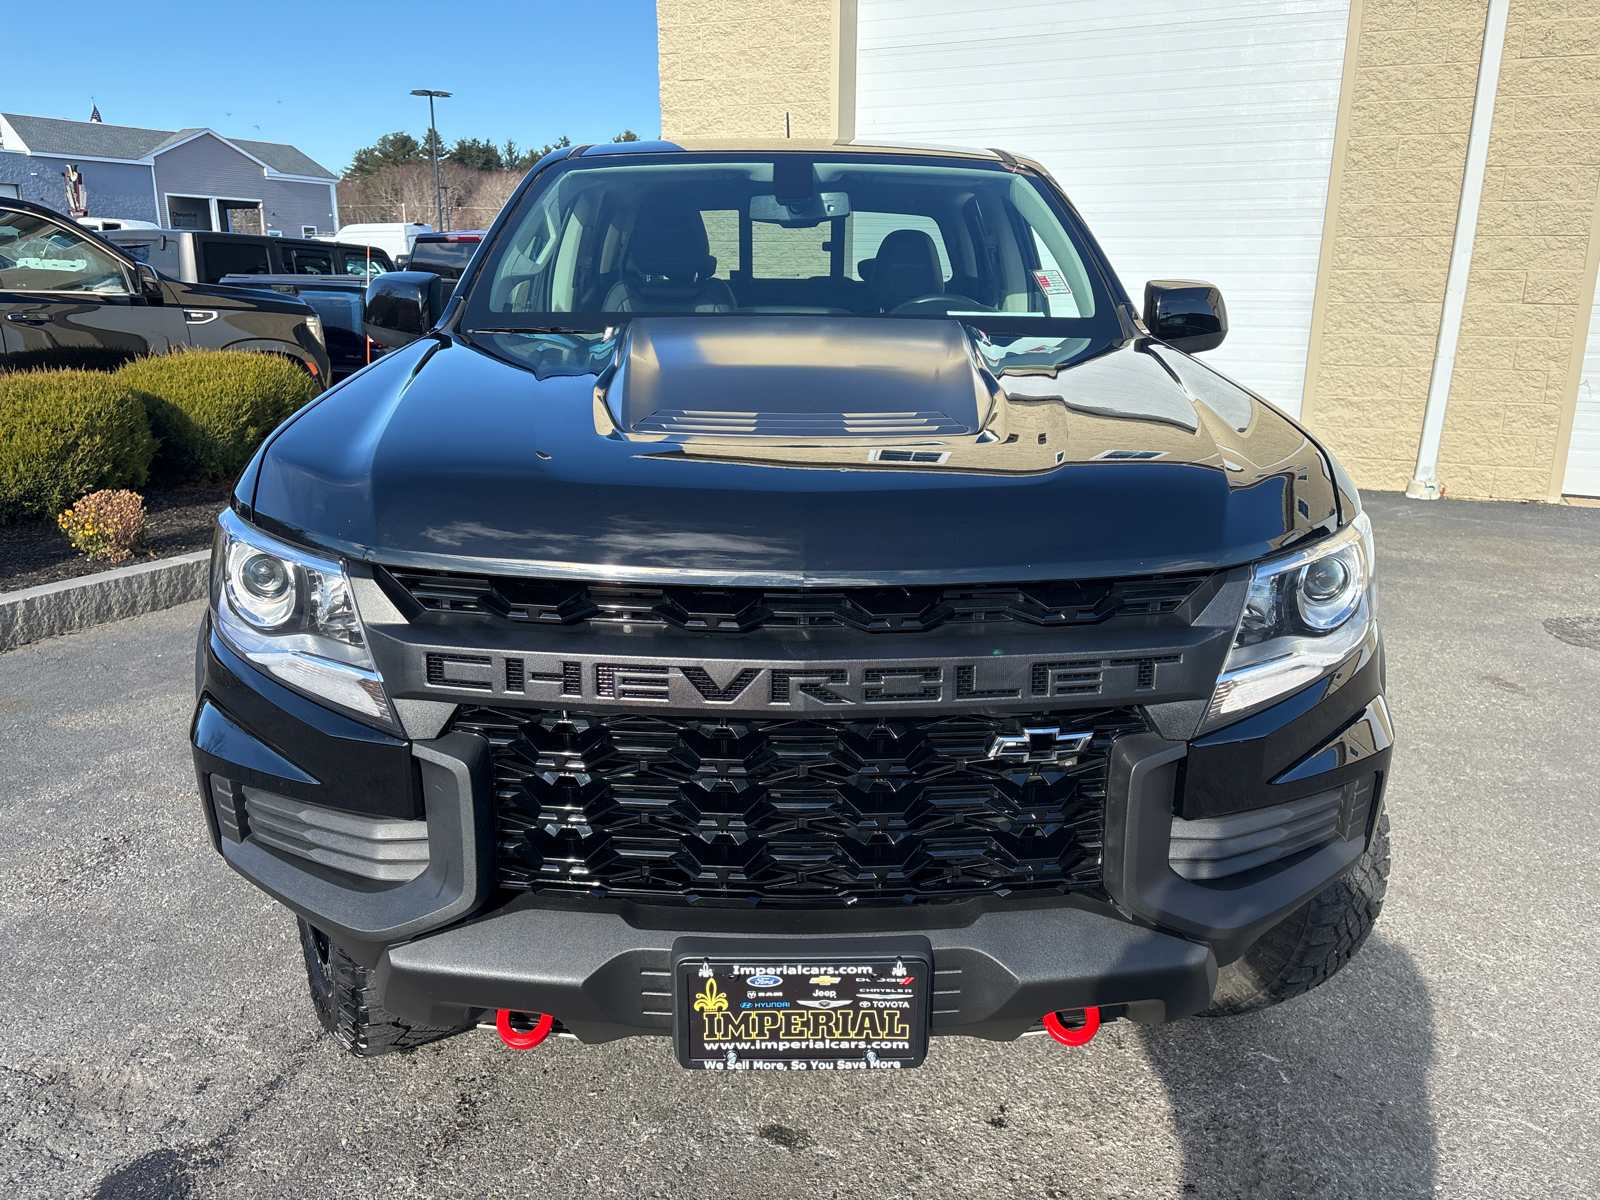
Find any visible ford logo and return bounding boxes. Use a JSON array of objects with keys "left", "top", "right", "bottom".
[{"left": 745, "top": 974, "right": 783, "bottom": 988}]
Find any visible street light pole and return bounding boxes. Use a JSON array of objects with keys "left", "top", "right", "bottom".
[{"left": 410, "top": 88, "right": 451, "bottom": 232}]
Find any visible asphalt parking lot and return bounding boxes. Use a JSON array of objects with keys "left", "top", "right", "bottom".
[{"left": 1, "top": 492, "right": 1597, "bottom": 1200}]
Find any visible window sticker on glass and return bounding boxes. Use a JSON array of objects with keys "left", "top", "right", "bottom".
[
  {"left": 1035, "top": 268, "right": 1071, "bottom": 297},
  {"left": 1030, "top": 229, "right": 1083, "bottom": 318}
]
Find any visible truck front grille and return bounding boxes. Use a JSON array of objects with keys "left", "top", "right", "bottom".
[
  {"left": 451, "top": 706, "right": 1146, "bottom": 906},
  {"left": 389, "top": 570, "right": 1211, "bottom": 634}
]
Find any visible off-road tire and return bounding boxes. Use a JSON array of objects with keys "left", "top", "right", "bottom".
[
  {"left": 1201, "top": 811, "right": 1390, "bottom": 1017},
  {"left": 297, "top": 919, "right": 475, "bottom": 1056}
]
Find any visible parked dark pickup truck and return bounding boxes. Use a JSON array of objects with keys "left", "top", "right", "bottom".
[
  {"left": 103, "top": 228, "right": 394, "bottom": 285},
  {"left": 0, "top": 198, "right": 329, "bottom": 381},
  {"left": 195, "top": 140, "right": 1391, "bottom": 1072},
  {"left": 219, "top": 274, "right": 379, "bottom": 379},
  {"left": 402, "top": 231, "right": 485, "bottom": 282}
]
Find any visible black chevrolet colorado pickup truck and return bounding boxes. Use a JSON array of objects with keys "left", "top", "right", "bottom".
[{"left": 192, "top": 140, "right": 1391, "bottom": 1070}]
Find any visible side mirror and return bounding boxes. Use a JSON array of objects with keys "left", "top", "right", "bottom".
[
  {"left": 1144, "top": 280, "right": 1227, "bottom": 354},
  {"left": 364, "top": 271, "right": 443, "bottom": 348},
  {"left": 136, "top": 263, "right": 163, "bottom": 300}
]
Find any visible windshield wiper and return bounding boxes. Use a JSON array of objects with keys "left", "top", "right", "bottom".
[{"left": 468, "top": 325, "right": 604, "bottom": 335}]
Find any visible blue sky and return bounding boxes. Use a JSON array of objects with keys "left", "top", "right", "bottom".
[{"left": 2, "top": 0, "right": 660, "bottom": 176}]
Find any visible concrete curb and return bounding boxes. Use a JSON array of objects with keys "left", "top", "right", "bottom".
[{"left": 0, "top": 550, "right": 210, "bottom": 652}]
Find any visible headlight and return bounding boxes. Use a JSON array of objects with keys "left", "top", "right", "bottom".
[
  {"left": 211, "top": 509, "right": 393, "bottom": 725},
  {"left": 1202, "top": 512, "right": 1375, "bottom": 731},
  {"left": 304, "top": 313, "right": 325, "bottom": 347}
]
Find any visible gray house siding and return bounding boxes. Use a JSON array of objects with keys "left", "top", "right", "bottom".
[
  {"left": 150, "top": 133, "right": 335, "bottom": 234},
  {"left": 0, "top": 150, "right": 157, "bottom": 222},
  {"left": 261, "top": 178, "right": 338, "bottom": 236},
  {"left": 1, "top": 117, "right": 336, "bottom": 233},
  {"left": 152, "top": 134, "right": 272, "bottom": 225}
]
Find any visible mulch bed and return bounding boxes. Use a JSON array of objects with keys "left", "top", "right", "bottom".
[{"left": 0, "top": 483, "right": 232, "bottom": 594}]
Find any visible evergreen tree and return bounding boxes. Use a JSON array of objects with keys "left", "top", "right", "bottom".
[
  {"left": 536, "top": 134, "right": 572, "bottom": 160},
  {"left": 346, "top": 132, "right": 423, "bottom": 179},
  {"left": 349, "top": 129, "right": 613, "bottom": 182},
  {"left": 448, "top": 137, "right": 504, "bottom": 172},
  {"left": 501, "top": 140, "right": 532, "bottom": 171}
]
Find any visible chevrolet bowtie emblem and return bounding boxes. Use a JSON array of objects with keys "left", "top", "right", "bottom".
[{"left": 988, "top": 727, "right": 1093, "bottom": 764}]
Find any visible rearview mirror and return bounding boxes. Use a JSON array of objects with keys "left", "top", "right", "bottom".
[
  {"left": 1144, "top": 280, "right": 1227, "bottom": 354},
  {"left": 364, "top": 271, "right": 443, "bottom": 347},
  {"left": 750, "top": 192, "right": 850, "bottom": 228}
]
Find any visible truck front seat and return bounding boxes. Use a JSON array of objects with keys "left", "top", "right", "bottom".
[
  {"left": 863, "top": 229, "right": 945, "bottom": 312},
  {"left": 603, "top": 207, "right": 735, "bottom": 313}
]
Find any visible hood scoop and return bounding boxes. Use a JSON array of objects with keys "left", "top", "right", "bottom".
[
  {"left": 632, "top": 409, "right": 969, "bottom": 437},
  {"left": 605, "top": 315, "right": 992, "bottom": 441}
]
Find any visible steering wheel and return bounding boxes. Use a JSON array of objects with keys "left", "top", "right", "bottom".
[{"left": 889, "top": 294, "right": 989, "bottom": 315}]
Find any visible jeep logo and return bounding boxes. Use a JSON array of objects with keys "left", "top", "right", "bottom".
[{"left": 421, "top": 651, "right": 1182, "bottom": 710}]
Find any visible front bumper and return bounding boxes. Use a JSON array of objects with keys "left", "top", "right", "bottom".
[
  {"left": 193, "top": 619, "right": 1390, "bottom": 1042},
  {"left": 376, "top": 902, "right": 1216, "bottom": 1042}
]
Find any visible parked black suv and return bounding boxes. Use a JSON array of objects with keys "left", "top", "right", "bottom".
[
  {"left": 193, "top": 142, "right": 1391, "bottom": 1069},
  {"left": 0, "top": 199, "right": 331, "bottom": 381}
]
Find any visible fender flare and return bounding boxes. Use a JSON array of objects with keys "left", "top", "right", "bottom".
[{"left": 211, "top": 337, "right": 323, "bottom": 385}]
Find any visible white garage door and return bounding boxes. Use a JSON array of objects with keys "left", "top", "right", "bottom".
[
  {"left": 853, "top": 0, "right": 1352, "bottom": 416},
  {"left": 1562, "top": 288, "right": 1600, "bottom": 497}
]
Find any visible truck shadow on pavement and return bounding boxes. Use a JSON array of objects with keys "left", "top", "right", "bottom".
[{"left": 1138, "top": 931, "right": 1435, "bottom": 1199}]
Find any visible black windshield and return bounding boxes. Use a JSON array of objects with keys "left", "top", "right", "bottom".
[{"left": 462, "top": 152, "right": 1126, "bottom": 347}]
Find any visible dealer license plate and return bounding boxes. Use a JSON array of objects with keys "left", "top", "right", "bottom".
[{"left": 672, "top": 940, "right": 931, "bottom": 1072}]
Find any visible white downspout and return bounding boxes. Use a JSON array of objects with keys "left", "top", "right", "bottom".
[{"left": 1406, "top": 0, "right": 1512, "bottom": 500}]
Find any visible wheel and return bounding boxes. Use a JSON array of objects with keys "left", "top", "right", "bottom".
[
  {"left": 297, "top": 919, "right": 475, "bottom": 1056},
  {"left": 1201, "top": 811, "right": 1390, "bottom": 1017}
]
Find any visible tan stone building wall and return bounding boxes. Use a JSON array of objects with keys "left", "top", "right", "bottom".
[
  {"left": 1298, "top": 0, "right": 1491, "bottom": 492},
  {"left": 1302, "top": 0, "right": 1600, "bottom": 500},
  {"left": 657, "top": 0, "right": 848, "bottom": 140},
  {"left": 1439, "top": 0, "right": 1600, "bottom": 498},
  {"left": 658, "top": 0, "right": 1600, "bottom": 501}
]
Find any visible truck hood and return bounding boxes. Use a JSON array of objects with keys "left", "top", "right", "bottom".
[{"left": 247, "top": 317, "right": 1340, "bottom": 585}]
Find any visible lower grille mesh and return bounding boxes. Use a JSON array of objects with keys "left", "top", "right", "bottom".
[{"left": 451, "top": 706, "right": 1145, "bottom": 906}]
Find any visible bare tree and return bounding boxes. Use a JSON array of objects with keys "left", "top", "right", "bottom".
[
  {"left": 337, "top": 162, "right": 482, "bottom": 227},
  {"left": 456, "top": 171, "right": 527, "bottom": 227}
]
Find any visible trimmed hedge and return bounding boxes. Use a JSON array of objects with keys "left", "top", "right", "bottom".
[
  {"left": 120, "top": 350, "right": 317, "bottom": 484},
  {"left": 0, "top": 349, "right": 318, "bottom": 526},
  {"left": 0, "top": 370, "right": 155, "bottom": 526}
]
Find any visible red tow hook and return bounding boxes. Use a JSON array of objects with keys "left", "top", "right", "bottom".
[
  {"left": 1042, "top": 1007, "right": 1100, "bottom": 1046},
  {"left": 496, "top": 1009, "right": 554, "bottom": 1049}
]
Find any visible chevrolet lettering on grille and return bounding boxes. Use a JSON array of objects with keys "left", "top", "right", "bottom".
[{"left": 416, "top": 650, "right": 1184, "bottom": 713}]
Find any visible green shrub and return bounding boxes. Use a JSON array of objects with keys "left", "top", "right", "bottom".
[
  {"left": 119, "top": 350, "right": 317, "bottom": 484},
  {"left": 0, "top": 370, "right": 156, "bottom": 525}
]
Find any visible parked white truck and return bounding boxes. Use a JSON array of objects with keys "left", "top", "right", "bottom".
[{"left": 320, "top": 223, "right": 433, "bottom": 266}]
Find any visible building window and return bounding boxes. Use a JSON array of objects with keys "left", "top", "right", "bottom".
[
  {"left": 0, "top": 183, "right": 19, "bottom": 199},
  {"left": 167, "top": 196, "right": 213, "bottom": 230},
  {"left": 301, "top": 225, "right": 318, "bottom": 237}
]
